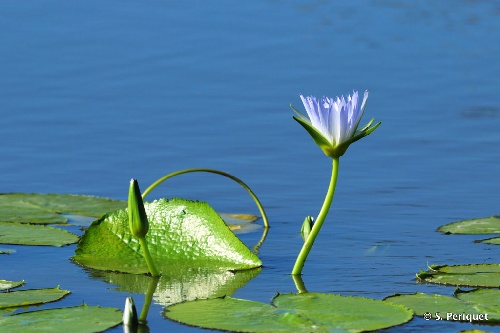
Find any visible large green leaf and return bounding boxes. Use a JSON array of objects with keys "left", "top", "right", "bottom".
[
  {"left": 385, "top": 289, "right": 500, "bottom": 322},
  {"left": 438, "top": 216, "right": 500, "bottom": 234},
  {"left": 0, "top": 304, "right": 122, "bottom": 333},
  {"left": 73, "top": 198, "right": 262, "bottom": 274},
  {"left": 0, "top": 222, "right": 79, "bottom": 246},
  {"left": 0, "top": 193, "right": 126, "bottom": 225},
  {"left": 0, "top": 286, "right": 69, "bottom": 309},
  {"left": 165, "top": 293, "right": 412, "bottom": 333},
  {"left": 417, "top": 264, "right": 500, "bottom": 287}
]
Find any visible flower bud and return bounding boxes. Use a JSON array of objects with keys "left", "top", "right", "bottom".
[
  {"left": 301, "top": 216, "right": 314, "bottom": 242},
  {"left": 128, "top": 179, "right": 149, "bottom": 238},
  {"left": 123, "top": 296, "right": 138, "bottom": 327}
]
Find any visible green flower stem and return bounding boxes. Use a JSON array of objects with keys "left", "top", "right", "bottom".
[
  {"left": 291, "top": 157, "right": 339, "bottom": 275},
  {"left": 142, "top": 168, "right": 269, "bottom": 228},
  {"left": 139, "top": 237, "right": 159, "bottom": 277},
  {"left": 139, "top": 276, "right": 159, "bottom": 324}
]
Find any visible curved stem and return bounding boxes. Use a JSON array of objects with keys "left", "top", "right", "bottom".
[
  {"left": 139, "top": 237, "right": 160, "bottom": 277},
  {"left": 291, "top": 157, "right": 339, "bottom": 275},
  {"left": 142, "top": 168, "right": 269, "bottom": 228}
]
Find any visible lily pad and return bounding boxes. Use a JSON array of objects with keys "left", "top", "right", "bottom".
[
  {"left": 477, "top": 237, "right": 500, "bottom": 245},
  {"left": 221, "top": 213, "right": 262, "bottom": 234},
  {"left": 0, "top": 193, "right": 126, "bottom": 225},
  {"left": 166, "top": 296, "right": 316, "bottom": 332},
  {"left": 220, "top": 213, "right": 258, "bottom": 223},
  {"left": 0, "top": 304, "right": 122, "bottom": 333},
  {"left": 438, "top": 216, "right": 500, "bottom": 234},
  {"left": 417, "top": 264, "right": 500, "bottom": 287},
  {"left": 0, "top": 280, "right": 24, "bottom": 291},
  {"left": 0, "top": 222, "right": 79, "bottom": 246},
  {"left": 274, "top": 293, "right": 412, "bottom": 332},
  {"left": 0, "top": 286, "right": 69, "bottom": 309},
  {"left": 385, "top": 288, "right": 500, "bottom": 322},
  {"left": 73, "top": 198, "right": 262, "bottom": 274},
  {"left": 165, "top": 293, "right": 412, "bottom": 332}
]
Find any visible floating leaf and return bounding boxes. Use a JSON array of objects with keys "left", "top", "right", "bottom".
[
  {"left": 477, "top": 237, "right": 500, "bottom": 245},
  {"left": 0, "top": 222, "right": 79, "bottom": 247},
  {"left": 220, "top": 213, "right": 258, "bottom": 224},
  {"left": 221, "top": 213, "right": 262, "bottom": 234},
  {"left": 0, "top": 280, "right": 24, "bottom": 291},
  {"left": 0, "top": 304, "right": 122, "bottom": 333},
  {"left": 73, "top": 198, "right": 262, "bottom": 274},
  {"left": 0, "top": 193, "right": 126, "bottom": 225},
  {"left": 165, "top": 293, "right": 412, "bottom": 333},
  {"left": 166, "top": 296, "right": 315, "bottom": 332},
  {"left": 0, "top": 286, "right": 69, "bottom": 309},
  {"left": 438, "top": 216, "right": 500, "bottom": 235},
  {"left": 417, "top": 264, "right": 500, "bottom": 287},
  {"left": 385, "top": 289, "right": 500, "bottom": 322},
  {"left": 273, "top": 293, "right": 413, "bottom": 332},
  {"left": 385, "top": 292, "right": 470, "bottom": 319}
]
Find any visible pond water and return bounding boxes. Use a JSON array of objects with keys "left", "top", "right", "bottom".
[{"left": 1, "top": 1, "right": 499, "bottom": 332}]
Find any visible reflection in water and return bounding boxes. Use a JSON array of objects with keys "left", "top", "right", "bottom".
[
  {"left": 292, "top": 274, "right": 308, "bottom": 294},
  {"left": 139, "top": 276, "right": 159, "bottom": 323},
  {"left": 252, "top": 226, "right": 269, "bottom": 255},
  {"left": 89, "top": 266, "right": 261, "bottom": 307}
]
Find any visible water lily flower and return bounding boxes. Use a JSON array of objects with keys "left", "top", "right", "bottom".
[
  {"left": 290, "top": 90, "right": 381, "bottom": 275},
  {"left": 128, "top": 178, "right": 149, "bottom": 238},
  {"left": 291, "top": 90, "right": 380, "bottom": 158}
]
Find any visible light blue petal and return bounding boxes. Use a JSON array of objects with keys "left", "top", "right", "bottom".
[{"left": 293, "top": 90, "right": 376, "bottom": 157}]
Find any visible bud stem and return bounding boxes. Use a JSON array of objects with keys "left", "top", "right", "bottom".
[
  {"left": 292, "top": 157, "right": 339, "bottom": 275},
  {"left": 139, "top": 237, "right": 160, "bottom": 277}
]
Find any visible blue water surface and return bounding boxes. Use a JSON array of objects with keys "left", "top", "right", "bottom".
[{"left": 1, "top": 1, "right": 499, "bottom": 332}]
